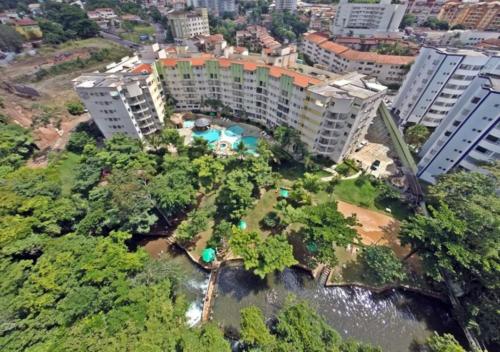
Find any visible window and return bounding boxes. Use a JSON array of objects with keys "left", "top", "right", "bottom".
[{"left": 471, "top": 97, "right": 481, "bottom": 104}]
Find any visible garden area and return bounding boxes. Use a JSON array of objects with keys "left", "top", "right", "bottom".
[{"left": 119, "top": 21, "right": 155, "bottom": 43}]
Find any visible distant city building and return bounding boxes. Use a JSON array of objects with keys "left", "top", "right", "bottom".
[
  {"left": 302, "top": 32, "right": 414, "bottom": 86},
  {"left": 74, "top": 60, "right": 165, "bottom": 140},
  {"left": 392, "top": 46, "right": 500, "bottom": 128},
  {"left": 334, "top": 35, "right": 419, "bottom": 55},
  {"left": 417, "top": 74, "right": 500, "bottom": 184},
  {"left": 412, "top": 29, "right": 500, "bottom": 48},
  {"left": 236, "top": 25, "right": 281, "bottom": 52},
  {"left": 438, "top": 1, "right": 500, "bottom": 31},
  {"left": 87, "top": 7, "right": 118, "bottom": 28},
  {"left": 275, "top": 0, "right": 297, "bottom": 12},
  {"left": 331, "top": 0, "right": 407, "bottom": 36},
  {"left": 167, "top": 8, "right": 210, "bottom": 41},
  {"left": 198, "top": 0, "right": 236, "bottom": 15},
  {"left": 405, "top": 0, "right": 446, "bottom": 26}
]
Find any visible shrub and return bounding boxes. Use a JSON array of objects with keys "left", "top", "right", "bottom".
[
  {"left": 359, "top": 245, "right": 406, "bottom": 285},
  {"left": 66, "top": 101, "right": 85, "bottom": 115},
  {"left": 67, "top": 131, "right": 96, "bottom": 153},
  {"left": 262, "top": 211, "right": 281, "bottom": 229}
]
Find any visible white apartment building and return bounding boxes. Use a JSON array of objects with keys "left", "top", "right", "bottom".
[
  {"left": 417, "top": 74, "right": 500, "bottom": 184},
  {"left": 167, "top": 8, "right": 210, "bottom": 41},
  {"left": 74, "top": 63, "right": 165, "bottom": 140},
  {"left": 392, "top": 46, "right": 500, "bottom": 128},
  {"left": 275, "top": 0, "right": 297, "bottom": 12},
  {"left": 302, "top": 33, "right": 414, "bottom": 86},
  {"left": 331, "top": 0, "right": 407, "bottom": 36},
  {"left": 156, "top": 57, "right": 386, "bottom": 161}
]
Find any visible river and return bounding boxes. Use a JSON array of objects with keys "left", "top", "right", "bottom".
[{"left": 139, "top": 238, "right": 463, "bottom": 351}]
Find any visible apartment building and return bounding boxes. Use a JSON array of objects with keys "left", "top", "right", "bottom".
[
  {"left": 302, "top": 32, "right": 414, "bottom": 86},
  {"left": 196, "top": 0, "right": 236, "bottom": 15},
  {"left": 438, "top": 1, "right": 500, "bottom": 31},
  {"left": 155, "top": 57, "right": 386, "bottom": 162},
  {"left": 405, "top": 0, "right": 446, "bottom": 26},
  {"left": 392, "top": 46, "right": 500, "bottom": 128},
  {"left": 331, "top": 0, "right": 407, "bottom": 36},
  {"left": 275, "top": 0, "right": 297, "bottom": 12},
  {"left": 167, "top": 8, "right": 210, "bottom": 41},
  {"left": 236, "top": 26, "right": 281, "bottom": 52},
  {"left": 74, "top": 63, "right": 165, "bottom": 140},
  {"left": 417, "top": 74, "right": 500, "bottom": 184}
]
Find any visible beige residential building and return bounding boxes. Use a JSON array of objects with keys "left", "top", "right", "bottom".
[
  {"left": 167, "top": 8, "right": 210, "bottom": 41},
  {"left": 301, "top": 33, "right": 415, "bottom": 86},
  {"left": 156, "top": 57, "right": 386, "bottom": 161},
  {"left": 438, "top": 1, "right": 500, "bottom": 31}
]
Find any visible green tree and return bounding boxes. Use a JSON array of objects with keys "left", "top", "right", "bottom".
[
  {"left": 188, "top": 137, "right": 211, "bottom": 159},
  {"left": 275, "top": 299, "right": 342, "bottom": 351},
  {"left": 216, "top": 169, "right": 254, "bottom": 220},
  {"left": 240, "top": 306, "right": 276, "bottom": 348},
  {"left": 207, "top": 219, "right": 232, "bottom": 249},
  {"left": 0, "top": 124, "right": 34, "bottom": 175},
  {"left": 359, "top": 245, "right": 406, "bottom": 284},
  {"left": 399, "top": 14, "right": 416, "bottom": 29},
  {"left": 176, "top": 210, "right": 209, "bottom": 244},
  {"left": 161, "top": 128, "right": 184, "bottom": 149},
  {"left": 404, "top": 124, "right": 430, "bottom": 148},
  {"left": 296, "top": 202, "right": 359, "bottom": 266},
  {"left": 66, "top": 101, "right": 85, "bottom": 115},
  {"left": 229, "top": 229, "right": 297, "bottom": 278},
  {"left": 425, "top": 333, "right": 465, "bottom": 352},
  {"left": 302, "top": 172, "right": 322, "bottom": 193},
  {"left": 193, "top": 155, "right": 224, "bottom": 190},
  {"left": 0, "top": 24, "right": 23, "bottom": 52}
]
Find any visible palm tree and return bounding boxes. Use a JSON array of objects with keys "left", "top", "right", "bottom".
[{"left": 235, "top": 140, "right": 247, "bottom": 160}]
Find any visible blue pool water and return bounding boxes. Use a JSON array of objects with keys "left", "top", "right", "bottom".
[
  {"left": 232, "top": 136, "right": 259, "bottom": 154},
  {"left": 183, "top": 120, "right": 195, "bottom": 128},
  {"left": 192, "top": 129, "right": 221, "bottom": 144},
  {"left": 225, "top": 125, "right": 245, "bottom": 137}
]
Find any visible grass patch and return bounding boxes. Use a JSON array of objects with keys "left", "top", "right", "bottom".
[
  {"left": 332, "top": 176, "right": 411, "bottom": 220},
  {"left": 242, "top": 189, "right": 279, "bottom": 237},
  {"left": 51, "top": 152, "right": 81, "bottom": 196},
  {"left": 120, "top": 25, "right": 155, "bottom": 43}
]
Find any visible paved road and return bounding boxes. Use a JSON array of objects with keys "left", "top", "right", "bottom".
[{"left": 99, "top": 31, "right": 139, "bottom": 49}]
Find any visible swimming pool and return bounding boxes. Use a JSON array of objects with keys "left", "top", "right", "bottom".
[
  {"left": 225, "top": 125, "right": 245, "bottom": 137},
  {"left": 183, "top": 120, "right": 195, "bottom": 128},
  {"left": 232, "top": 136, "right": 259, "bottom": 154},
  {"left": 192, "top": 129, "right": 221, "bottom": 144}
]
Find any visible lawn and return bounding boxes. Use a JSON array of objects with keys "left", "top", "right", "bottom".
[
  {"left": 319, "top": 176, "right": 412, "bottom": 220},
  {"left": 242, "top": 189, "right": 279, "bottom": 237},
  {"left": 120, "top": 25, "right": 155, "bottom": 43},
  {"left": 51, "top": 152, "right": 81, "bottom": 196}
]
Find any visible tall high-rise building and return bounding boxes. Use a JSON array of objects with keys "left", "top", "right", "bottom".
[
  {"left": 438, "top": 1, "right": 500, "bottom": 31},
  {"left": 392, "top": 46, "right": 500, "bottom": 128},
  {"left": 417, "top": 74, "right": 500, "bottom": 184},
  {"left": 167, "top": 8, "right": 210, "bottom": 41},
  {"left": 275, "top": 0, "right": 297, "bottom": 12},
  {"left": 331, "top": 0, "right": 407, "bottom": 36}
]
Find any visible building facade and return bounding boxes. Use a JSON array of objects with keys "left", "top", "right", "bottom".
[
  {"left": 392, "top": 46, "right": 500, "bottom": 128},
  {"left": 302, "top": 32, "right": 414, "bottom": 86},
  {"left": 74, "top": 63, "right": 165, "bottom": 140},
  {"left": 275, "top": 0, "right": 297, "bottom": 12},
  {"left": 331, "top": 0, "right": 407, "bottom": 36},
  {"left": 405, "top": 0, "right": 446, "bottom": 26},
  {"left": 198, "top": 0, "right": 236, "bottom": 15},
  {"left": 167, "top": 8, "right": 210, "bottom": 41},
  {"left": 156, "top": 57, "right": 386, "bottom": 162},
  {"left": 417, "top": 74, "right": 500, "bottom": 184},
  {"left": 438, "top": 1, "right": 500, "bottom": 31}
]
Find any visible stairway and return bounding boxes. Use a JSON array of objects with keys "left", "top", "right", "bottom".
[{"left": 319, "top": 266, "right": 332, "bottom": 286}]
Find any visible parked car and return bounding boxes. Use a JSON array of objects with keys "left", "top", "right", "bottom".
[{"left": 370, "top": 160, "right": 381, "bottom": 171}]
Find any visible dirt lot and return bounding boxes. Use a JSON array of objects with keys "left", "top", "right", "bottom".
[{"left": 0, "top": 38, "right": 129, "bottom": 154}]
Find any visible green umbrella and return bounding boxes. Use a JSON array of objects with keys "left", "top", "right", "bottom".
[
  {"left": 279, "top": 188, "right": 289, "bottom": 198},
  {"left": 306, "top": 242, "right": 318, "bottom": 253},
  {"left": 238, "top": 220, "right": 247, "bottom": 230},
  {"left": 201, "top": 248, "right": 216, "bottom": 263}
]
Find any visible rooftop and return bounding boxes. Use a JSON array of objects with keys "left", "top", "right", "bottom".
[{"left": 309, "top": 72, "right": 386, "bottom": 99}]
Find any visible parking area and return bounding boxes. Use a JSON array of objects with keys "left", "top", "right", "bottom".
[{"left": 351, "top": 141, "right": 401, "bottom": 178}]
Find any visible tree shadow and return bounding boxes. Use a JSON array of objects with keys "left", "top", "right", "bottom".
[{"left": 215, "top": 263, "right": 271, "bottom": 301}]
